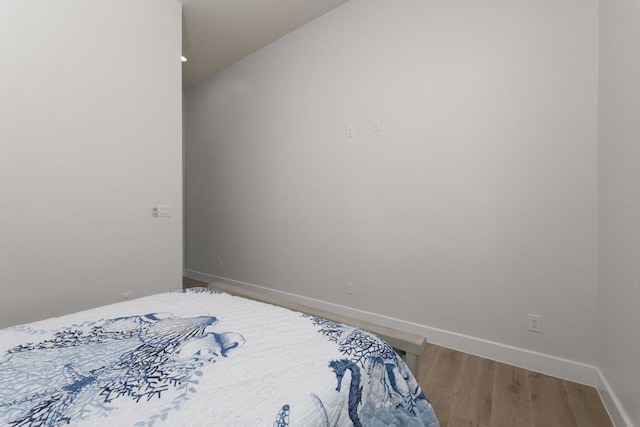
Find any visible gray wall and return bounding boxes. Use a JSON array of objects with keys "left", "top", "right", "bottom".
[
  {"left": 185, "top": 0, "right": 599, "bottom": 367},
  {"left": 0, "top": 0, "right": 183, "bottom": 327},
  {"left": 598, "top": 0, "right": 640, "bottom": 424}
]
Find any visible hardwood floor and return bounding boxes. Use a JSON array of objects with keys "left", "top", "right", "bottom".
[
  {"left": 183, "top": 277, "right": 208, "bottom": 288},
  {"left": 419, "top": 344, "right": 613, "bottom": 427},
  {"left": 182, "top": 278, "right": 613, "bottom": 426}
]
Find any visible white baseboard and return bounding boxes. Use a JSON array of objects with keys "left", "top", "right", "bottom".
[
  {"left": 184, "top": 269, "right": 630, "bottom": 426},
  {"left": 596, "top": 368, "right": 634, "bottom": 427}
]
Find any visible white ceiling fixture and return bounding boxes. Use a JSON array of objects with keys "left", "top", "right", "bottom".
[{"left": 180, "top": 0, "right": 348, "bottom": 89}]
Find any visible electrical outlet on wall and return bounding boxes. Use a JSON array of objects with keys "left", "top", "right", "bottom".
[
  {"left": 346, "top": 281, "right": 355, "bottom": 295},
  {"left": 528, "top": 314, "right": 542, "bottom": 333},
  {"left": 346, "top": 125, "right": 355, "bottom": 138}
]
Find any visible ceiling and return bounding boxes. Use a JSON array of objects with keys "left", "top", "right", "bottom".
[{"left": 180, "top": 0, "right": 349, "bottom": 89}]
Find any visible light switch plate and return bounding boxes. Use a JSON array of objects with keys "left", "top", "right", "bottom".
[{"left": 153, "top": 204, "right": 171, "bottom": 217}]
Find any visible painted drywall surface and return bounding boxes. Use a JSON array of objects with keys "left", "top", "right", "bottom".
[
  {"left": 185, "top": 0, "right": 599, "bottom": 364},
  {"left": 0, "top": 0, "right": 182, "bottom": 327},
  {"left": 598, "top": 0, "right": 640, "bottom": 424}
]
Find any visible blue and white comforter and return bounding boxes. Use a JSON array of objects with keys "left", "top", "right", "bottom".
[{"left": 0, "top": 288, "right": 439, "bottom": 426}]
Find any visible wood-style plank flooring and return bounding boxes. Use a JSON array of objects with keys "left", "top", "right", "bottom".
[
  {"left": 419, "top": 344, "right": 613, "bottom": 427},
  {"left": 182, "top": 278, "right": 613, "bottom": 426},
  {"left": 183, "top": 277, "right": 208, "bottom": 288}
]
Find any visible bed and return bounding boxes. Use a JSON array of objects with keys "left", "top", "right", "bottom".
[{"left": 0, "top": 287, "right": 439, "bottom": 426}]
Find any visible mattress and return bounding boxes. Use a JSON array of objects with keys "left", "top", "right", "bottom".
[{"left": 0, "top": 287, "right": 439, "bottom": 426}]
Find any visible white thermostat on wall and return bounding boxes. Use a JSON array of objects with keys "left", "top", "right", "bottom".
[{"left": 152, "top": 204, "right": 171, "bottom": 218}]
